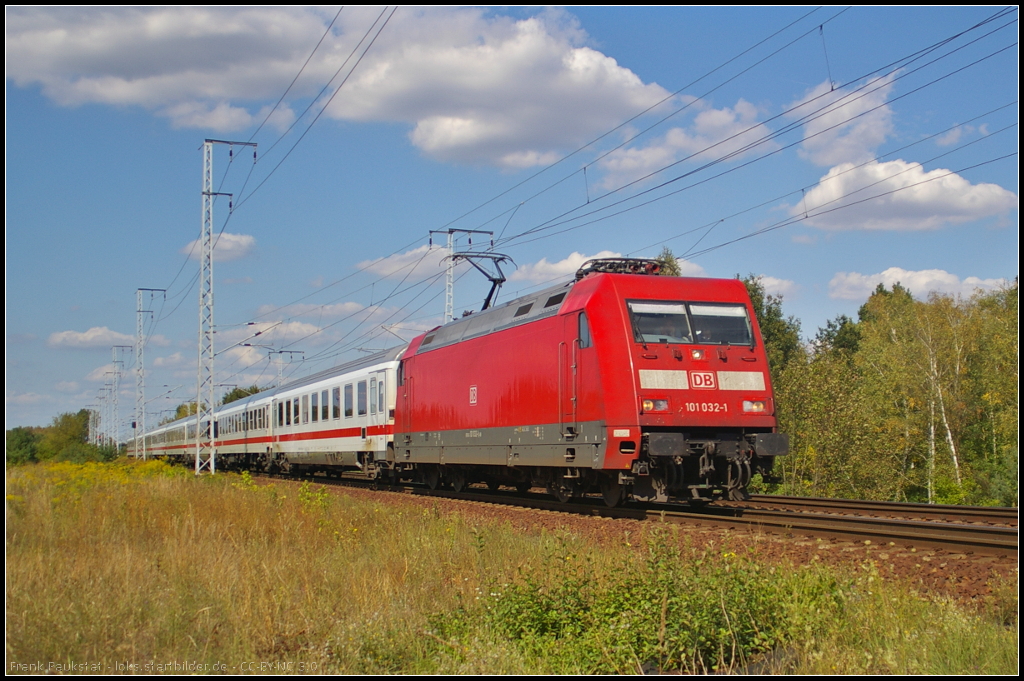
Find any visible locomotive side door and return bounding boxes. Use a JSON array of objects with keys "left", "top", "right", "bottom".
[
  {"left": 398, "top": 360, "right": 412, "bottom": 445},
  {"left": 559, "top": 313, "right": 581, "bottom": 438}
]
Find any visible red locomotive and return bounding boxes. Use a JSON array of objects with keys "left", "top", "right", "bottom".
[
  {"left": 393, "top": 258, "right": 786, "bottom": 505},
  {"left": 138, "top": 258, "right": 786, "bottom": 506}
]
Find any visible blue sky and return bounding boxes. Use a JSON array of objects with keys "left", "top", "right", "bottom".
[{"left": 6, "top": 6, "right": 1018, "bottom": 431}]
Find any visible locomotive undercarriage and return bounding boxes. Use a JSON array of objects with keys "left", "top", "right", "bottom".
[
  {"left": 633, "top": 429, "right": 786, "bottom": 503},
  {"left": 168, "top": 427, "right": 784, "bottom": 509}
]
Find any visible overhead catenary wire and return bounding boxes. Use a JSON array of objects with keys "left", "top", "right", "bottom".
[
  {"left": 494, "top": 22, "right": 1018, "bottom": 250},
  {"left": 461, "top": 7, "right": 1015, "bottom": 247}
]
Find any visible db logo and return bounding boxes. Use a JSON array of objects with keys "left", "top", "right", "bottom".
[
  {"left": 469, "top": 385, "right": 478, "bottom": 405},
  {"left": 690, "top": 371, "right": 717, "bottom": 390}
]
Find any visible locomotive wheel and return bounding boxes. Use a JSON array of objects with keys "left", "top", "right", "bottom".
[
  {"left": 423, "top": 466, "right": 440, "bottom": 490},
  {"left": 515, "top": 481, "right": 531, "bottom": 494},
  {"left": 486, "top": 480, "right": 500, "bottom": 492},
  {"left": 450, "top": 469, "right": 467, "bottom": 493},
  {"left": 600, "top": 479, "right": 624, "bottom": 508}
]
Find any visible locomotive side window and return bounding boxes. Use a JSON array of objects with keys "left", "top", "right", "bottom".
[
  {"left": 344, "top": 385, "right": 353, "bottom": 418},
  {"left": 333, "top": 387, "right": 341, "bottom": 419},
  {"left": 689, "top": 304, "right": 752, "bottom": 345},
  {"left": 578, "top": 311, "right": 592, "bottom": 348},
  {"left": 358, "top": 381, "right": 368, "bottom": 416}
]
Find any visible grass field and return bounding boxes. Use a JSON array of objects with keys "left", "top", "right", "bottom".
[{"left": 5, "top": 460, "right": 1017, "bottom": 674}]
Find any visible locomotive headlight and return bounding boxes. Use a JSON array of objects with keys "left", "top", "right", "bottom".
[
  {"left": 690, "top": 349, "right": 705, "bottom": 360},
  {"left": 742, "top": 400, "right": 766, "bottom": 413},
  {"left": 642, "top": 399, "right": 669, "bottom": 412}
]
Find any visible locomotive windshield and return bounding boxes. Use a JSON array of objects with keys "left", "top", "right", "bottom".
[{"left": 627, "top": 300, "right": 752, "bottom": 346}]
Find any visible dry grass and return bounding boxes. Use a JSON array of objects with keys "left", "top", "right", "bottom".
[{"left": 6, "top": 461, "right": 1017, "bottom": 674}]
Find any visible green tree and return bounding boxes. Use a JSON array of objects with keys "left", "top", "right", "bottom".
[
  {"left": 814, "top": 314, "right": 861, "bottom": 356},
  {"left": 163, "top": 402, "right": 200, "bottom": 424},
  {"left": 741, "top": 274, "right": 802, "bottom": 376},
  {"left": 6, "top": 427, "right": 41, "bottom": 465},
  {"left": 36, "top": 410, "right": 91, "bottom": 461},
  {"left": 655, "top": 247, "right": 682, "bottom": 276},
  {"left": 220, "top": 385, "right": 264, "bottom": 406}
]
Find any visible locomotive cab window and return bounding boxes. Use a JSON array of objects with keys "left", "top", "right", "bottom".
[
  {"left": 627, "top": 300, "right": 753, "bottom": 346},
  {"left": 628, "top": 301, "right": 693, "bottom": 344},
  {"left": 689, "top": 304, "right": 752, "bottom": 345}
]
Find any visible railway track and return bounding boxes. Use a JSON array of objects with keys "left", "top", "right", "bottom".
[
  {"left": 735, "top": 494, "right": 1018, "bottom": 526},
  {"left": 264, "top": 472, "right": 1019, "bottom": 556}
]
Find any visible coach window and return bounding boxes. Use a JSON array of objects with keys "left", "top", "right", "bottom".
[
  {"left": 300, "top": 395, "right": 308, "bottom": 424},
  {"left": 333, "top": 387, "right": 341, "bottom": 419},
  {"left": 358, "top": 381, "right": 368, "bottom": 416},
  {"left": 370, "top": 378, "right": 377, "bottom": 415},
  {"left": 293, "top": 399, "right": 300, "bottom": 425},
  {"left": 378, "top": 375, "right": 385, "bottom": 414},
  {"left": 286, "top": 400, "right": 292, "bottom": 426},
  {"left": 311, "top": 393, "right": 319, "bottom": 422},
  {"left": 344, "top": 385, "right": 354, "bottom": 418},
  {"left": 321, "top": 390, "right": 329, "bottom": 421},
  {"left": 578, "top": 311, "right": 592, "bottom": 348}
]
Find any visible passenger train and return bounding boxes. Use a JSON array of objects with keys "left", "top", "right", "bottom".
[{"left": 135, "top": 259, "right": 787, "bottom": 506}]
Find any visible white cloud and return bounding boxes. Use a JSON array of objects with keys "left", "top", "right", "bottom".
[
  {"left": 598, "top": 99, "right": 777, "bottom": 188},
  {"left": 55, "top": 381, "right": 80, "bottom": 392},
  {"left": 787, "top": 75, "right": 895, "bottom": 167},
  {"left": 759, "top": 276, "right": 798, "bottom": 299},
  {"left": 935, "top": 125, "right": 971, "bottom": 147},
  {"left": 6, "top": 7, "right": 669, "bottom": 166},
  {"left": 357, "top": 244, "right": 452, "bottom": 280},
  {"left": 86, "top": 363, "right": 115, "bottom": 381},
  {"left": 829, "top": 267, "right": 1008, "bottom": 301},
  {"left": 6, "top": 391, "right": 51, "bottom": 405},
  {"left": 152, "top": 352, "right": 185, "bottom": 368},
  {"left": 510, "top": 250, "right": 620, "bottom": 284},
  {"left": 510, "top": 250, "right": 707, "bottom": 284},
  {"left": 48, "top": 326, "right": 134, "bottom": 348},
  {"left": 795, "top": 159, "right": 1018, "bottom": 231},
  {"left": 182, "top": 232, "right": 255, "bottom": 262},
  {"left": 256, "top": 302, "right": 365, "bottom": 319}
]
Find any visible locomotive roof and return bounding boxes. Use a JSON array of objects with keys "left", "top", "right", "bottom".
[{"left": 416, "top": 280, "right": 573, "bottom": 354}]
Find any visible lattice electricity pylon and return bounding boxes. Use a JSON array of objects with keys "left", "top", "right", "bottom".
[
  {"left": 196, "top": 139, "right": 255, "bottom": 475},
  {"left": 136, "top": 288, "right": 164, "bottom": 460}
]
